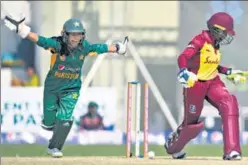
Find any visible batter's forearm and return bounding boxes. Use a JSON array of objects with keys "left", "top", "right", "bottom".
[{"left": 217, "top": 65, "right": 232, "bottom": 75}]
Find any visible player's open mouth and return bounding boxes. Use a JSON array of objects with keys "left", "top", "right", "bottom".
[{"left": 70, "top": 41, "right": 80, "bottom": 47}]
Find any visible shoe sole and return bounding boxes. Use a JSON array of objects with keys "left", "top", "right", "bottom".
[
  {"left": 46, "top": 151, "right": 63, "bottom": 158},
  {"left": 172, "top": 152, "right": 186, "bottom": 159},
  {"left": 164, "top": 143, "right": 186, "bottom": 159},
  {"left": 52, "top": 155, "right": 63, "bottom": 158},
  {"left": 223, "top": 155, "right": 242, "bottom": 160}
]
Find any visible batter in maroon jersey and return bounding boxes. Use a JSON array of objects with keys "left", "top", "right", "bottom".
[{"left": 164, "top": 12, "right": 247, "bottom": 160}]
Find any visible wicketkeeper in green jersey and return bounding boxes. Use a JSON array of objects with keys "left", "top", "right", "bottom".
[{"left": 4, "top": 16, "right": 128, "bottom": 157}]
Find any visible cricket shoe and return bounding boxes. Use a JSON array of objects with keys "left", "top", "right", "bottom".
[
  {"left": 164, "top": 131, "right": 186, "bottom": 159},
  {"left": 46, "top": 148, "right": 63, "bottom": 158},
  {"left": 172, "top": 150, "right": 186, "bottom": 159},
  {"left": 223, "top": 151, "right": 241, "bottom": 160}
]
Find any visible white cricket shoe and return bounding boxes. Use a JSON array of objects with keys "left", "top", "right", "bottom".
[
  {"left": 46, "top": 148, "right": 63, "bottom": 158},
  {"left": 172, "top": 150, "right": 186, "bottom": 159},
  {"left": 164, "top": 133, "right": 186, "bottom": 159},
  {"left": 223, "top": 151, "right": 241, "bottom": 160}
]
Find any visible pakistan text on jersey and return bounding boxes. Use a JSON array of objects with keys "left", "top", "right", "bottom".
[{"left": 54, "top": 71, "right": 79, "bottom": 79}]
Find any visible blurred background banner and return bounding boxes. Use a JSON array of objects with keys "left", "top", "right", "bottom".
[
  {"left": 1, "top": 87, "right": 117, "bottom": 133},
  {"left": 1, "top": 87, "right": 42, "bottom": 133},
  {"left": 1, "top": 1, "right": 248, "bottom": 145}
]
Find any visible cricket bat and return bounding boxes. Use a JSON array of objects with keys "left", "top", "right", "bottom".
[
  {"left": 226, "top": 71, "right": 248, "bottom": 82},
  {"left": 240, "top": 71, "right": 248, "bottom": 77}
]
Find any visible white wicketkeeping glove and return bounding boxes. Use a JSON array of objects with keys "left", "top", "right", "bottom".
[
  {"left": 177, "top": 68, "right": 198, "bottom": 88},
  {"left": 116, "top": 36, "right": 129, "bottom": 55},
  {"left": 4, "top": 16, "right": 30, "bottom": 38}
]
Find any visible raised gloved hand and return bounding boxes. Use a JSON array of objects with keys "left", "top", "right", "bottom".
[
  {"left": 227, "top": 69, "right": 245, "bottom": 75},
  {"left": 226, "top": 69, "right": 247, "bottom": 84},
  {"left": 226, "top": 74, "right": 246, "bottom": 84},
  {"left": 115, "top": 36, "right": 129, "bottom": 55},
  {"left": 177, "top": 68, "right": 198, "bottom": 88},
  {"left": 4, "top": 15, "right": 30, "bottom": 38}
]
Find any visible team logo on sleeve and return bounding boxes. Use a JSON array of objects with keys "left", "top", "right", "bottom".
[
  {"left": 79, "top": 55, "right": 85, "bottom": 60},
  {"left": 72, "top": 93, "right": 79, "bottom": 99},
  {"left": 187, "top": 44, "right": 195, "bottom": 48}
]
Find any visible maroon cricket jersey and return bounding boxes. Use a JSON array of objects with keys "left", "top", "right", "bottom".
[{"left": 177, "top": 30, "right": 230, "bottom": 81}]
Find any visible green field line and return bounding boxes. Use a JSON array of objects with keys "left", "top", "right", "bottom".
[{"left": 0, "top": 144, "right": 247, "bottom": 157}]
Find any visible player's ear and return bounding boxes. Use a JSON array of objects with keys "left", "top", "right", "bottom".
[{"left": 61, "top": 30, "right": 64, "bottom": 36}]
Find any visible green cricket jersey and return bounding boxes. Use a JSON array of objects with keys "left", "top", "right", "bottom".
[{"left": 37, "top": 36, "right": 108, "bottom": 92}]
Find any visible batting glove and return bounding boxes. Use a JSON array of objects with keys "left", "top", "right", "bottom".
[
  {"left": 226, "top": 74, "right": 246, "bottom": 84},
  {"left": 177, "top": 68, "right": 198, "bottom": 88},
  {"left": 226, "top": 68, "right": 244, "bottom": 75},
  {"left": 4, "top": 16, "right": 30, "bottom": 39}
]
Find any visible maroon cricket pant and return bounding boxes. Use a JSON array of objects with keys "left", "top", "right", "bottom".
[{"left": 181, "top": 75, "right": 241, "bottom": 154}]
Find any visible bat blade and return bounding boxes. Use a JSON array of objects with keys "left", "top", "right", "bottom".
[
  {"left": 235, "top": 71, "right": 248, "bottom": 77},
  {"left": 227, "top": 71, "right": 248, "bottom": 80},
  {"left": 241, "top": 71, "right": 248, "bottom": 77}
]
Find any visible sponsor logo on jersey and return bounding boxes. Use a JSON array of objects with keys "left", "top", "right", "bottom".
[
  {"left": 204, "top": 56, "right": 219, "bottom": 64},
  {"left": 57, "top": 65, "right": 80, "bottom": 72},
  {"left": 65, "top": 67, "right": 81, "bottom": 72},
  {"left": 58, "top": 65, "right": 65, "bottom": 70},
  {"left": 79, "top": 55, "right": 85, "bottom": 60}
]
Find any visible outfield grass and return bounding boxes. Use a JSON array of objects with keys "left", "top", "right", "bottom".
[{"left": 0, "top": 144, "right": 247, "bottom": 157}]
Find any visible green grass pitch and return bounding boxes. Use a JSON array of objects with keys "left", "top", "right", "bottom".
[{"left": 0, "top": 144, "right": 247, "bottom": 157}]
